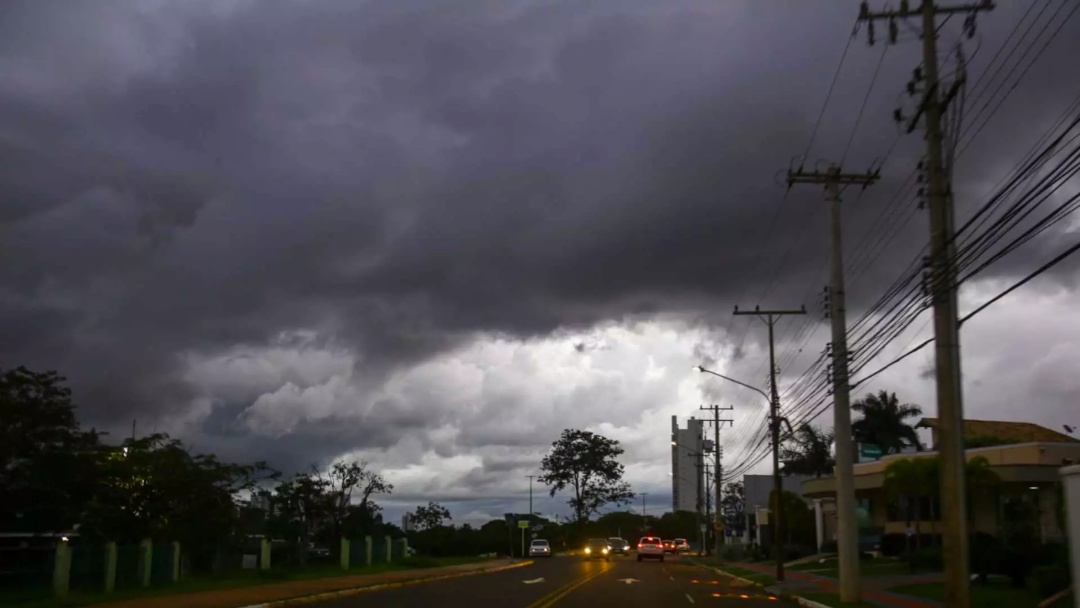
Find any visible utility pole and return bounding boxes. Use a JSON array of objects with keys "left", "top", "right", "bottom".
[
  {"left": 701, "top": 404, "right": 734, "bottom": 557},
  {"left": 788, "top": 164, "right": 878, "bottom": 602},
  {"left": 734, "top": 305, "right": 805, "bottom": 581},
  {"left": 641, "top": 493, "right": 649, "bottom": 520},
  {"left": 527, "top": 475, "right": 535, "bottom": 516},
  {"left": 857, "top": 3, "right": 992, "bottom": 606}
]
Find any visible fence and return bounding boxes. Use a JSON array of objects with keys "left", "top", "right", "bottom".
[{"left": 5, "top": 535, "right": 410, "bottom": 601}]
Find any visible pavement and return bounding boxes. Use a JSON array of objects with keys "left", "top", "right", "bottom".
[
  {"left": 721, "top": 561, "right": 944, "bottom": 608},
  {"left": 316, "top": 553, "right": 782, "bottom": 608}
]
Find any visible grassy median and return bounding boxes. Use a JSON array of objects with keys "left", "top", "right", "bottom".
[{"left": 3, "top": 555, "right": 493, "bottom": 608}]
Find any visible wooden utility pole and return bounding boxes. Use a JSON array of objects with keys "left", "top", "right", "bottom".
[
  {"left": 788, "top": 164, "right": 878, "bottom": 601},
  {"left": 701, "top": 404, "right": 734, "bottom": 557},
  {"left": 857, "top": 3, "right": 992, "bottom": 606},
  {"left": 733, "top": 305, "right": 806, "bottom": 581}
]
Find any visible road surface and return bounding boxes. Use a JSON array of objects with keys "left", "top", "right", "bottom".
[{"left": 318, "top": 554, "right": 782, "bottom": 607}]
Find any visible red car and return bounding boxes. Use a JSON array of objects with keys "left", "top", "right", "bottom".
[{"left": 662, "top": 539, "right": 676, "bottom": 554}]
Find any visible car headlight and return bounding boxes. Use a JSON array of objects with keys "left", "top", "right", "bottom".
[
  {"left": 602, "top": 548, "right": 609, "bottom": 553},
  {"left": 584, "top": 547, "right": 591, "bottom": 553},
  {"left": 624, "top": 546, "right": 630, "bottom": 551}
]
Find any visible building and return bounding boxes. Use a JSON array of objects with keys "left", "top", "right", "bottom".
[
  {"left": 402, "top": 512, "right": 415, "bottom": 533},
  {"left": 801, "top": 418, "right": 1080, "bottom": 553},
  {"left": 741, "top": 473, "right": 815, "bottom": 546},
  {"left": 671, "top": 415, "right": 706, "bottom": 514}
]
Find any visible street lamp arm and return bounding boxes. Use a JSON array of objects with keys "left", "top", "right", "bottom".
[{"left": 694, "top": 365, "right": 771, "bottom": 404}]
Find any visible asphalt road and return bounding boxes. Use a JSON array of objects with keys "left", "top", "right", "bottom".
[{"left": 318, "top": 554, "right": 782, "bottom": 608}]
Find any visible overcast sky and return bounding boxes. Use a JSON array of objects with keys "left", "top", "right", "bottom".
[{"left": 2, "top": 0, "right": 1079, "bottom": 525}]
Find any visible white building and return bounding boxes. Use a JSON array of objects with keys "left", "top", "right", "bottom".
[{"left": 671, "top": 415, "right": 706, "bottom": 514}]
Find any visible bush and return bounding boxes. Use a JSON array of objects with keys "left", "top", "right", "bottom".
[
  {"left": 1001, "top": 549, "right": 1032, "bottom": 588},
  {"left": 907, "top": 546, "right": 943, "bottom": 571},
  {"left": 1030, "top": 565, "right": 1071, "bottom": 599},
  {"left": 720, "top": 544, "right": 745, "bottom": 561}
]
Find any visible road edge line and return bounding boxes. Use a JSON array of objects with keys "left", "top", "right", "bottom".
[{"left": 235, "top": 559, "right": 534, "bottom": 608}]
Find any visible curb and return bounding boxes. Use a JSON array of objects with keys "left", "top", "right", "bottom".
[{"left": 237, "top": 560, "right": 534, "bottom": 608}]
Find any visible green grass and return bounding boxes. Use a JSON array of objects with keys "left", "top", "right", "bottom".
[
  {"left": 798, "top": 591, "right": 882, "bottom": 608},
  {"left": 1, "top": 555, "right": 491, "bottom": 608},
  {"left": 891, "top": 580, "right": 1054, "bottom": 608},
  {"left": 693, "top": 561, "right": 777, "bottom": 586}
]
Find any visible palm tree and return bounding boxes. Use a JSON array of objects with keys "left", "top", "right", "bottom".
[
  {"left": 780, "top": 424, "right": 835, "bottom": 478},
  {"left": 851, "top": 390, "right": 923, "bottom": 455}
]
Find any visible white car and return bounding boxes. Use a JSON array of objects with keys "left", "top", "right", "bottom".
[
  {"left": 636, "top": 536, "right": 664, "bottom": 562},
  {"left": 529, "top": 539, "right": 552, "bottom": 558}
]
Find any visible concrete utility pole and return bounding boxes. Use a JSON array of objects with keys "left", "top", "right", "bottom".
[
  {"left": 527, "top": 475, "right": 535, "bottom": 516},
  {"left": 701, "top": 404, "right": 734, "bottom": 557},
  {"left": 733, "top": 305, "right": 806, "bottom": 581},
  {"left": 857, "top": 3, "right": 992, "bottom": 606},
  {"left": 788, "top": 164, "right": 879, "bottom": 602}
]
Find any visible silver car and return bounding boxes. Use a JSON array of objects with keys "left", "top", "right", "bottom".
[
  {"left": 636, "top": 536, "right": 664, "bottom": 562},
  {"left": 529, "top": 538, "right": 552, "bottom": 558}
]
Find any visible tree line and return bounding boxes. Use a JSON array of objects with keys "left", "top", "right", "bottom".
[{"left": 0, "top": 366, "right": 397, "bottom": 571}]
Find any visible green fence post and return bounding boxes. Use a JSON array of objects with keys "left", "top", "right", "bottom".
[
  {"left": 52, "top": 540, "right": 72, "bottom": 598},
  {"left": 340, "top": 538, "right": 350, "bottom": 570},
  {"left": 260, "top": 538, "right": 271, "bottom": 570},
  {"left": 104, "top": 541, "right": 117, "bottom": 592},
  {"left": 384, "top": 536, "right": 392, "bottom": 562},
  {"left": 137, "top": 538, "right": 152, "bottom": 588},
  {"left": 364, "top": 536, "right": 373, "bottom": 566},
  {"left": 171, "top": 541, "right": 181, "bottom": 582}
]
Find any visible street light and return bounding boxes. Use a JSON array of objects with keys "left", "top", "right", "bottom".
[{"left": 695, "top": 363, "right": 787, "bottom": 580}]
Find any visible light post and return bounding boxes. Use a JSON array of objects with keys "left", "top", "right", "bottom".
[{"left": 696, "top": 364, "right": 787, "bottom": 580}]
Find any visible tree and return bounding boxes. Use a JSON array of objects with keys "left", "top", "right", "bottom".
[
  {"left": 0, "top": 367, "right": 102, "bottom": 532},
  {"left": 539, "top": 429, "right": 634, "bottom": 524},
  {"left": 413, "top": 501, "right": 452, "bottom": 531},
  {"left": 851, "top": 390, "right": 923, "bottom": 455},
  {"left": 721, "top": 481, "right": 745, "bottom": 532},
  {"left": 780, "top": 424, "right": 835, "bottom": 478},
  {"left": 269, "top": 473, "right": 332, "bottom": 566},
  {"left": 316, "top": 460, "right": 392, "bottom": 541}
]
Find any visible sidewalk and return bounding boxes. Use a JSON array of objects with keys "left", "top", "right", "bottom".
[
  {"left": 722, "top": 562, "right": 944, "bottom": 608},
  {"left": 89, "top": 559, "right": 530, "bottom": 608}
]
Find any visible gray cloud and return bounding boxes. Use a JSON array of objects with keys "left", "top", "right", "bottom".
[{"left": 2, "top": 0, "right": 1079, "bottom": 511}]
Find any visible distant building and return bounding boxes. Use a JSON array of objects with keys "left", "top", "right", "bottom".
[
  {"left": 671, "top": 415, "right": 706, "bottom": 514},
  {"left": 402, "top": 512, "right": 415, "bottom": 533}
]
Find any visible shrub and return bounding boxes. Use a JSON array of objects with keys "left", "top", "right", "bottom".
[
  {"left": 1030, "top": 565, "right": 1071, "bottom": 599},
  {"left": 906, "top": 546, "right": 942, "bottom": 571}
]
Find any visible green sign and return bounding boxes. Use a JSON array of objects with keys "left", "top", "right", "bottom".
[
  {"left": 518, "top": 520, "right": 530, "bottom": 529},
  {"left": 859, "top": 443, "right": 882, "bottom": 459}
]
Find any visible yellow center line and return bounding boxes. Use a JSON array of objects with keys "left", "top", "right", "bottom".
[{"left": 524, "top": 563, "right": 614, "bottom": 608}]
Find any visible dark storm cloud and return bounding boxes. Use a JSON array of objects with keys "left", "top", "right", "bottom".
[{"left": 1, "top": 0, "right": 1077, "bottom": 467}]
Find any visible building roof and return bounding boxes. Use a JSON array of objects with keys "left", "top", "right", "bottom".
[{"left": 916, "top": 418, "right": 1080, "bottom": 445}]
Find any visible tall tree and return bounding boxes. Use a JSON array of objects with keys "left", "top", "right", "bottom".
[
  {"left": 539, "top": 429, "right": 634, "bottom": 524},
  {"left": 413, "top": 501, "right": 452, "bottom": 530},
  {"left": 315, "top": 460, "right": 392, "bottom": 540},
  {"left": 0, "top": 367, "right": 102, "bottom": 532},
  {"left": 851, "top": 390, "right": 924, "bottom": 455},
  {"left": 720, "top": 481, "right": 745, "bottom": 532},
  {"left": 780, "top": 424, "right": 836, "bottom": 478}
]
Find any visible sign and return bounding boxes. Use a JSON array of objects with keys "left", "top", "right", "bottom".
[
  {"left": 859, "top": 443, "right": 882, "bottom": 460},
  {"left": 518, "top": 520, "right": 530, "bottom": 529}
]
